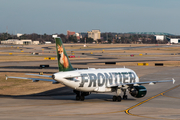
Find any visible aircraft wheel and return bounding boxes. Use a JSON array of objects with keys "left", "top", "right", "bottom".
[
  {"left": 76, "top": 95, "right": 80, "bottom": 100},
  {"left": 117, "top": 96, "right": 121, "bottom": 102},
  {"left": 112, "top": 96, "right": 117, "bottom": 101},
  {"left": 80, "top": 96, "right": 85, "bottom": 101},
  {"left": 123, "top": 95, "right": 127, "bottom": 100}
]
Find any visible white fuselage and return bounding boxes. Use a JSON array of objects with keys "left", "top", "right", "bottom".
[{"left": 53, "top": 68, "right": 139, "bottom": 92}]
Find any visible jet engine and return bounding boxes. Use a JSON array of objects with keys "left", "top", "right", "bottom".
[{"left": 129, "top": 86, "right": 147, "bottom": 98}]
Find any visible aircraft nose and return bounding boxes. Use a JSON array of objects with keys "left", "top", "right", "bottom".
[{"left": 52, "top": 74, "right": 55, "bottom": 79}]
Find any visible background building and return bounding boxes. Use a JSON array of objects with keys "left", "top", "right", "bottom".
[
  {"left": 52, "top": 35, "right": 58, "bottom": 38},
  {"left": 32, "top": 41, "right": 39, "bottom": 44},
  {"left": 170, "top": 38, "right": 180, "bottom": 44},
  {"left": 67, "top": 30, "right": 75, "bottom": 38},
  {"left": 75, "top": 33, "right": 82, "bottom": 40},
  {"left": 155, "top": 35, "right": 165, "bottom": 41},
  {"left": 45, "top": 41, "right": 52, "bottom": 44},
  {"left": 87, "top": 30, "right": 101, "bottom": 41},
  {"left": 17, "top": 33, "right": 23, "bottom": 37},
  {"left": 0, "top": 39, "right": 39, "bottom": 45}
]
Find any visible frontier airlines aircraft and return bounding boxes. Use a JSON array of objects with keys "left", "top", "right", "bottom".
[{"left": 6, "top": 37, "right": 175, "bottom": 101}]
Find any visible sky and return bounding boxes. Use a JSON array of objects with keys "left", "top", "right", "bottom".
[{"left": 0, "top": 0, "right": 180, "bottom": 35}]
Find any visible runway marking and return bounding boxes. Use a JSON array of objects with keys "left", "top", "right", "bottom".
[
  {"left": 0, "top": 98, "right": 125, "bottom": 117},
  {"left": 0, "top": 100, "right": 109, "bottom": 108},
  {"left": 161, "top": 94, "right": 180, "bottom": 99},
  {"left": 49, "top": 110, "right": 125, "bottom": 116},
  {"left": 125, "top": 84, "right": 180, "bottom": 120}
]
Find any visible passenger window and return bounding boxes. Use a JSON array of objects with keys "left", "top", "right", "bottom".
[{"left": 121, "top": 72, "right": 127, "bottom": 74}]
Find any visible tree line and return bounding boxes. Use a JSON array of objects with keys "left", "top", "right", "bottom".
[{"left": 0, "top": 32, "right": 178, "bottom": 44}]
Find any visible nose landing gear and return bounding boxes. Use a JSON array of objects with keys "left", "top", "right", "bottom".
[
  {"left": 76, "top": 95, "right": 84, "bottom": 101},
  {"left": 73, "top": 90, "right": 90, "bottom": 101}
]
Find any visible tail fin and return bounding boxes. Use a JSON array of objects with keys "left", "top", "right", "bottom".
[{"left": 55, "top": 37, "right": 74, "bottom": 72}]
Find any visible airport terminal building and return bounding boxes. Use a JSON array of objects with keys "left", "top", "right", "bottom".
[
  {"left": 1, "top": 39, "right": 39, "bottom": 45},
  {"left": 170, "top": 38, "right": 180, "bottom": 44}
]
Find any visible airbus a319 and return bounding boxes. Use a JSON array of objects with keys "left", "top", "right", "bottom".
[{"left": 6, "top": 37, "right": 175, "bottom": 101}]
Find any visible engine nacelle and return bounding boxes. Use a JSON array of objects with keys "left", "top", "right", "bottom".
[{"left": 129, "top": 86, "right": 147, "bottom": 98}]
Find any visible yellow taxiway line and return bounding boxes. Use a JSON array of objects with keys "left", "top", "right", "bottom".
[{"left": 125, "top": 84, "right": 180, "bottom": 120}]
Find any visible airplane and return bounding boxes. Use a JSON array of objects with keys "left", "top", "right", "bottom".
[{"left": 6, "top": 37, "right": 175, "bottom": 102}]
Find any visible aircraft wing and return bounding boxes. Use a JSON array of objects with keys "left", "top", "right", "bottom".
[
  {"left": 5, "top": 75, "right": 59, "bottom": 84},
  {"left": 107, "top": 78, "right": 175, "bottom": 88},
  {"left": 25, "top": 74, "right": 52, "bottom": 78}
]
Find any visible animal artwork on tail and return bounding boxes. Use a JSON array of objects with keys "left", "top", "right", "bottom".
[
  {"left": 57, "top": 45, "right": 69, "bottom": 68},
  {"left": 55, "top": 37, "right": 74, "bottom": 72}
]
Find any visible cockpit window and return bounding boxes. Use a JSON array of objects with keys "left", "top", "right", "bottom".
[{"left": 66, "top": 78, "right": 74, "bottom": 80}]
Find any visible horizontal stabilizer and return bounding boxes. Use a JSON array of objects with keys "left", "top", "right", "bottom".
[
  {"left": 26, "top": 74, "right": 52, "bottom": 78},
  {"left": 6, "top": 75, "right": 58, "bottom": 84}
]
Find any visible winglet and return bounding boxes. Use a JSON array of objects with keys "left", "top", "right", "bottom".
[
  {"left": 172, "top": 78, "right": 175, "bottom": 84},
  {"left": 5, "top": 75, "right": 8, "bottom": 80}
]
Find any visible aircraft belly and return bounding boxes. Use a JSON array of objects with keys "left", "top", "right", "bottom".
[
  {"left": 76, "top": 87, "right": 96, "bottom": 92},
  {"left": 97, "top": 86, "right": 111, "bottom": 92}
]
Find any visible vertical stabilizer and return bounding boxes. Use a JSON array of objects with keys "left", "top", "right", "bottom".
[{"left": 55, "top": 37, "right": 74, "bottom": 71}]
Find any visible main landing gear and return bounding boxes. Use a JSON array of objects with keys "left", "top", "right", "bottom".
[
  {"left": 113, "top": 89, "right": 128, "bottom": 102},
  {"left": 122, "top": 89, "right": 128, "bottom": 100},
  {"left": 112, "top": 95, "right": 122, "bottom": 102}
]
